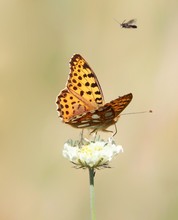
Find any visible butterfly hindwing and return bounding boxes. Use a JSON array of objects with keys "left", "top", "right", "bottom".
[
  {"left": 69, "top": 93, "right": 133, "bottom": 130},
  {"left": 56, "top": 89, "right": 89, "bottom": 122}
]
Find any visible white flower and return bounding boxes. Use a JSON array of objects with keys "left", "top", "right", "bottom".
[{"left": 62, "top": 137, "right": 123, "bottom": 169}]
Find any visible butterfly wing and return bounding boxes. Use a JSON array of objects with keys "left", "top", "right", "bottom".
[
  {"left": 68, "top": 93, "right": 133, "bottom": 130},
  {"left": 56, "top": 89, "right": 89, "bottom": 122},
  {"left": 56, "top": 54, "right": 105, "bottom": 122},
  {"left": 105, "top": 93, "right": 133, "bottom": 118},
  {"left": 67, "top": 54, "right": 104, "bottom": 108}
]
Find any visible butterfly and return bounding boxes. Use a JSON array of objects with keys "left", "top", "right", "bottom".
[
  {"left": 56, "top": 54, "right": 133, "bottom": 133},
  {"left": 115, "top": 19, "right": 137, "bottom": 29}
]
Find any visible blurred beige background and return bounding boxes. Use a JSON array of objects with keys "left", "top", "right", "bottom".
[{"left": 1, "top": 0, "right": 178, "bottom": 220}]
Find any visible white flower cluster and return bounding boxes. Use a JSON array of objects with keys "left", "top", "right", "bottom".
[{"left": 63, "top": 138, "right": 123, "bottom": 169}]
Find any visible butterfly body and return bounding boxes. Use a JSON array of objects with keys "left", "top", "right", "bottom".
[{"left": 56, "top": 54, "right": 133, "bottom": 132}]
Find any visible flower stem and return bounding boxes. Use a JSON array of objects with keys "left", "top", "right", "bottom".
[{"left": 89, "top": 168, "right": 96, "bottom": 220}]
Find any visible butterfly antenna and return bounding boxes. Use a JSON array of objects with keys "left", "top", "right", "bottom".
[{"left": 121, "top": 110, "right": 152, "bottom": 116}]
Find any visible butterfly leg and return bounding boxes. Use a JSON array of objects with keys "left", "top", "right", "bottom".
[
  {"left": 90, "top": 128, "right": 97, "bottom": 135},
  {"left": 89, "top": 129, "right": 98, "bottom": 139},
  {"left": 80, "top": 129, "right": 84, "bottom": 140},
  {"left": 89, "top": 129, "right": 99, "bottom": 142},
  {"left": 104, "top": 125, "right": 118, "bottom": 137},
  {"left": 111, "top": 124, "right": 117, "bottom": 137},
  {"left": 79, "top": 129, "right": 90, "bottom": 146},
  {"left": 79, "top": 129, "right": 86, "bottom": 145}
]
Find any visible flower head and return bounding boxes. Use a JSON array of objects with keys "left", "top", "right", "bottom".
[{"left": 62, "top": 137, "right": 123, "bottom": 169}]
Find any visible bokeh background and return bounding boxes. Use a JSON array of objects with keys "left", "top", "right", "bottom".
[{"left": 1, "top": 0, "right": 178, "bottom": 220}]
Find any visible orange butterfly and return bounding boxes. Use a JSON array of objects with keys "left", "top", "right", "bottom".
[{"left": 56, "top": 54, "right": 132, "bottom": 133}]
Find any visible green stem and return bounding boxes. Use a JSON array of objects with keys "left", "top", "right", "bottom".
[{"left": 89, "top": 168, "right": 96, "bottom": 220}]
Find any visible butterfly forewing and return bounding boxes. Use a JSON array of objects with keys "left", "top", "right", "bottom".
[
  {"left": 67, "top": 54, "right": 105, "bottom": 108},
  {"left": 105, "top": 93, "right": 133, "bottom": 117}
]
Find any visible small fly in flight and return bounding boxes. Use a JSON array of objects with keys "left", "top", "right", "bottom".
[{"left": 115, "top": 19, "right": 137, "bottom": 29}]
